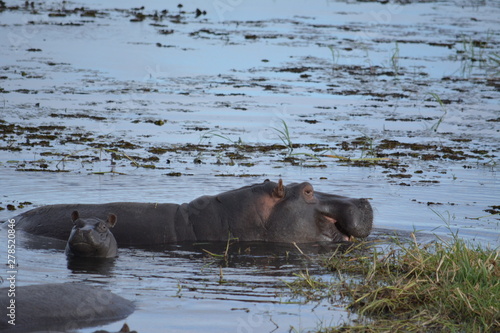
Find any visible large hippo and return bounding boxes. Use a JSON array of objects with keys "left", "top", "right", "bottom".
[
  {"left": 0, "top": 283, "right": 134, "bottom": 332},
  {"left": 9, "top": 179, "right": 373, "bottom": 245},
  {"left": 66, "top": 210, "right": 118, "bottom": 258}
]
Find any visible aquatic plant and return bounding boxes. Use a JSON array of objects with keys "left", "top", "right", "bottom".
[
  {"left": 288, "top": 228, "right": 499, "bottom": 332},
  {"left": 272, "top": 119, "right": 294, "bottom": 155},
  {"left": 488, "top": 52, "right": 500, "bottom": 76},
  {"left": 455, "top": 31, "right": 498, "bottom": 77},
  {"left": 284, "top": 268, "right": 331, "bottom": 302},
  {"left": 198, "top": 130, "right": 245, "bottom": 164},
  {"left": 321, "top": 134, "right": 392, "bottom": 165},
  {"left": 356, "top": 134, "right": 376, "bottom": 159},
  {"left": 328, "top": 45, "right": 340, "bottom": 71},
  {"left": 333, "top": 234, "right": 498, "bottom": 332},
  {"left": 56, "top": 147, "right": 139, "bottom": 174},
  {"left": 428, "top": 92, "right": 448, "bottom": 132},
  {"left": 391, "top": 41, "right": 400, "bottom": 78},
  {"left": 200, "top": 130, "right": 244, "bottom": 148},
  {"left": 457, "top": 34, "right": 483, "bottom": 77},
  {"left": 202, "top": 232, "right": 239, "bottom": 264},
  {"left": 460, "top": 33, "right": 489, "bottom": 63}
]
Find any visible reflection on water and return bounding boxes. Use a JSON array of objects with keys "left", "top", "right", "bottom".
[
  {"left": 0, "top": 0, "right": 498, "bottom": 331},
  {"left": 67, "top": 257, "right": 117, "bottom": 275}
]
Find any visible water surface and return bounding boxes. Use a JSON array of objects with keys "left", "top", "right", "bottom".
[{"left": 0, "top": 0, "right": 498, "bottom": 331}]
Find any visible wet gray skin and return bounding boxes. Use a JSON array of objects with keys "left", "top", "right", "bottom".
[
  {"left": 12, "top": 179, "right": 373, "bottom": 245},
  {"left": 265, "top": 181, "right": 373, "bottom": 243},
  {"left": 0, "top": 283, "right": 134, "bottom": 333},
  {"left": 65, "top": 211, "right": 118, "bottom": 258}
]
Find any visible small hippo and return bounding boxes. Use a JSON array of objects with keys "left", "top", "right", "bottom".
[
  {"left": 65, "top": 210, "right": 118, "bottom": 258},
  {"left": 0, "top": 283, "right": 134, "bottom": 333},
  {"left": 10, "top": 179, "right": 373, "bottom": 245}
]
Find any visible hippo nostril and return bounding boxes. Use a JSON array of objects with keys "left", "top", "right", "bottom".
[{"left": 79, "top": 229, "right": 92, "bottom": 236}]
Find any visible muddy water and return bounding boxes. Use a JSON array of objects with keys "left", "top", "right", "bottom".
[{"left": 0, "top": 0, "right": 499, "bottom": 332}]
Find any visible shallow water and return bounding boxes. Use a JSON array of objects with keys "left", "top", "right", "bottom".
[{"left": 0, "top": 0, "right": 499, "bottom": 331}]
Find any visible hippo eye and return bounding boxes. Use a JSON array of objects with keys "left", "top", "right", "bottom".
[{"left": 304, "top": 188, "right": 313, "bottom": 196}]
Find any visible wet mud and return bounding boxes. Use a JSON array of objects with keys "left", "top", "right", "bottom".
[{"left": 0, "top": 0, "right": 499, "bottom": 332}]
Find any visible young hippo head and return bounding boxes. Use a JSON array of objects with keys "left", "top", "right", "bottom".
[
  {"left": 264, "top": 180, "right": 373, "bottom": 243},
  {"left": 65, "top": 211, "right": 118, "bottom": 258}
]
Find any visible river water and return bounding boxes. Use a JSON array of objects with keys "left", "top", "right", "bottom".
[{"left": 0, "top": 0, "right": 498, "bottom": 332}]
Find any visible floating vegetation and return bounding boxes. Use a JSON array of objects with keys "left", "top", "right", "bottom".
[
  {"left": 56, "top": 147, "right": 140, "bottom": 172},
  {"left": 200, "top": 130, "right": 244, "bottom": 149}
]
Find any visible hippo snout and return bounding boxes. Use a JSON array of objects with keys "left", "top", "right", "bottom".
[
  {"left": 338, "top": 198, "right": 373, "bottom": 238},
  {"left": 320, "top": 197, "right": 373, "bottom": 240},
  {"left": 70, "top": 228, "right": 93, "bottom": 243}
]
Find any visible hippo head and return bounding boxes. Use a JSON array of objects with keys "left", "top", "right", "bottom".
[
  {"left": 264, "top": 180, "right": 373, "bottom": 243},
  {"left": 65, "top": 211, "right": 118, "bottom": 258}
]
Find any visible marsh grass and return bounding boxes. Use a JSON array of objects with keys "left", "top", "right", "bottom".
[
  {"left": 284, "top": 268, "right": 332, "bottom": 302},
  {"left": 328, "top": 45, "right": 340, "bottom": 71},
  {"left": 456, "top": 31, "right": 499, "bottom": 77},
  {"left": 56, "top": 147, "right": 139, "bottom": 173},
  {"left": 200, "top": 130, "right": 244, "bottom": 148},
  {"left": 319, "top": 234, "right": 499, "bottom": 332},
  {"left": 202, "top": 233, "right": 239, "bottom": 264},
  {"left": 428, "top": 92, "right": 448, "bottom": 132},
  {"left": 356, "top": 134, "right": 376, "bottom": 159},
  {"left": 488, "top": 52, "right": 500, "bottom": 76},
  {"left": 198, "top": 121, "right": 392, "bottom": 165},
  {"left": 391, "top": 41, "right": 400, "bottom": 78},
  {"left": 272, "top": 120, "right": 321, "bottom": 162},
  {"left": 198, "top": 130, "right": 245, "bottom": 164},
  {"left": 321, "top": 134, "right": 391, "bottom": 164},
  {"left": 272, "top": 119, "right": 294, "bottom": 154}
]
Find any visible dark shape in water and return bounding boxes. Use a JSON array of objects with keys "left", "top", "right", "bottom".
[{"left": 10, "top": 179, "right": 373, "bottom": 245}]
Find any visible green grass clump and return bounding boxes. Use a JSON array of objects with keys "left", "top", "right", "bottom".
[
  {"left": 284, "top": 268, "right": 332, "bottom": 302},
  {"left": 272, "top": 119, "right": 294, "bottom": 155},
  {"left": 321, "top": 234, "right": 499, "bottom": 332}
]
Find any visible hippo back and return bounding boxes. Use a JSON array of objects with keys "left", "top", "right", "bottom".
[{"left": 0, "top": 283, "right": 134, "bottom": 332}]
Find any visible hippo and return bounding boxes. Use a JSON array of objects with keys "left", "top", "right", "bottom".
[
  {"left": 9, "top": 179, "right": 373, "bottom": 245},
  {"left": 94, "top": 323, "right": 137, "bottom": 333},
  {"left": 66, "top": 210, "right": 118, "bottom": 258},
  {"left": 0, "top": 283, "right": 134, "bottom": 333}
]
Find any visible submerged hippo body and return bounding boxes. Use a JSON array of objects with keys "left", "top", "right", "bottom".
[
  {"left": 0, "top": 283, "right": 134, "bottom": 332},
  {"left": 65, "top": 211, "right": 118, "bottom": 258},
  {"left": 10, "top": 179, "right": 373, "bottom": 245}
]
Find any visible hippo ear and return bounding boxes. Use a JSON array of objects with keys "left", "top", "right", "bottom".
[
  {"left": 106, "top": 214, "right": 117, "bottom": 228},
  {"left": 71, "top": 211, "right": 79, "bottom": 223},
  {"left": 272, "top": 179, "right": 285, "bottom": 199},
  {"left": 119, "top": 323, "right": 131, "bottom": 333}
]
